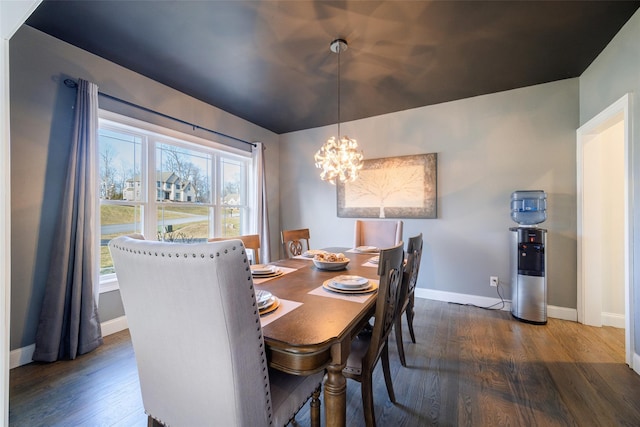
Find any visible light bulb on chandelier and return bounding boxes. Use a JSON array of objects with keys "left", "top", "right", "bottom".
[{"left": 314, "top": 38, "right": 364, "bottom": 184}]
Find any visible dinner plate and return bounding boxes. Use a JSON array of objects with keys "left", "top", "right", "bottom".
[
  {"left": 302, "top": 249, "right": 327, "bottom": 258},
  {"left": 255, "top": 290, "right": 273, "bottom": 307},
  {"left": 252, "top": 270, "right": 284, "bottom": 279},
  {"left": 251, "top": 264, "right": 276, "bottom": 274},
  {"left": 331, "top": 275, "right": 369, "bottom": 289},
  {"left": 355, "top": 246, "right": 379, "bottom": 253},
  {"left": 259, "top": 296, "right": 280, "bottom": 315},
  {"left": 322, "top": 280, "right": 378, "bottom": 294}
]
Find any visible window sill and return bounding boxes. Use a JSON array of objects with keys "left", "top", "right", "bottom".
[{"left": 99, "top": 277, "right": 120, "bottom": 294}]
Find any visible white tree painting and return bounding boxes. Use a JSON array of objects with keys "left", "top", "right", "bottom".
[{"left": 337, "top": 153, "right": 437, "bottom": 218}]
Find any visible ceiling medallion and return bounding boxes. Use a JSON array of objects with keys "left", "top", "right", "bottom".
[{"left": 314, "top": 39, "right": 364, "bottom": 184}]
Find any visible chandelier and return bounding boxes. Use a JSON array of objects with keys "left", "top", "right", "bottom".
[{"left": 314, "top": 39, "right": 364, "bottom": 184}]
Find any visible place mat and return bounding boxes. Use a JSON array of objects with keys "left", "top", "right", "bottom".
[
  {"left": 307, "top": 279, "right": 379, "bottom": 303},
  {"left": 292, "top": 255, "right": 313, "bottom": 260},
  {"left": 361, "top": 261, "right": 378, "bottom": 268},
  {"left": 259, "top": 298, "right": 303, "bottom": 327},
  {"left": 252, "top": 266, "right": 297, "bottom": 284}
]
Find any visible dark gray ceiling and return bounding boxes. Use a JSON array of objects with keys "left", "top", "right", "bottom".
[{"left": 26, "top": 1, "right": 639, "bottom": 134}]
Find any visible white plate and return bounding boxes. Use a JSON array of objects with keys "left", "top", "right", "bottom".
[
  {"left": 251, "top": 264, "right": 276, "bottom": 274},
  {"left": 322, "top": 280, "right": 378, "bottom": 294},
  {"left": 259, "top": 296, "right": 280, "bottom": 315},
  {"left": 332, "top": 275, "right": 369, "bottom": 288},
  {"left": 368, "top": 256, "right": 379, "bottom": 264},
  {"left": 356, "top": 246, "right": 379, "bottom": 253},
  {"left": 256, "top": 290, "right": 273, "bottom": 306}
]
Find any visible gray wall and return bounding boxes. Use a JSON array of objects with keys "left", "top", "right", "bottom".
[
  {"left": 9, "top": 26, "right": 281, "bottom": 350},
  {"left": 579, "top": 10, "right": 640, "bottom": 355},
  {"left": 280, "top": 78, "right": 579, "bottom": 308}
]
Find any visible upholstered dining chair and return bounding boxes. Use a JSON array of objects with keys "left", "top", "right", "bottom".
[
  {"left": 353, "top": 220, "right": 403, "bottom": 249},
  {"left": 343, "top": 241, "right": 405, "bottom": 427},
  {"left": 109, "top": 235, "right": 323, "bottom": 427},
  {"left": 395, "top": 233, "right": 424, "bottom": 367},
  {"left": 209, "top": 234, "right": 261, "bottom": 264},
  {"left": 281, "top": 228, "right": 311, "bottom": 258}
]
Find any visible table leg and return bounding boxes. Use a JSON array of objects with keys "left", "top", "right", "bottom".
[{"left": 324, "top": 362, "right": 347, "bottom": 427}]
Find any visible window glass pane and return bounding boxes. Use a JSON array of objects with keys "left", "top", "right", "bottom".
[
  {"left": 157, "top": 205, "right": 210, "bottom": 243},
  {"left": 99, "top": 129, "right": 142, "bottom": 201},
  {"left": 221, "top": 158, "right": 244, "bottom": 205},
  {"left": 100, "top": 204, "right": 143, "bottom": 275},
  {"left": 156, "top": 143, "right": 212, "bottom": 204},
  {"left": 219, "top": 206, "right": 245, "bottom": 237}
]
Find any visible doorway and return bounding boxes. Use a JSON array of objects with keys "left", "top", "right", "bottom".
[{"left": 576, "top": 94, "right": 633, "bottom": 367}]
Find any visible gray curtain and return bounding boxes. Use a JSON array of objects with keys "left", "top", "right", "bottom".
[
  {"left": 252, "top": 142, "right": 271, "bottom": 263},
  {"left": 33, "top": 79, "right": 103, "bottom": 362}
]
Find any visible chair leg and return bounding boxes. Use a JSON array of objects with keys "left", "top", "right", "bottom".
[
  {"left": 395, "top": 311, "right": 407, "bottom": 367},
  {"left": 310, "top": 385, "right": 321, "bottom": 427},
  {"left": 361, "top": 373, "right": 376, "bottom": 427},
  {"left": 381, "top": 343, "right": 396, "bottom": 403},
  {"left": 406, "top": 295, "right": 416, "bottom": 343}
]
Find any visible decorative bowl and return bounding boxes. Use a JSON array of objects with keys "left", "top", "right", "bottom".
[{"left": 313, "top": 258, "right": 350, "bottom": 271}]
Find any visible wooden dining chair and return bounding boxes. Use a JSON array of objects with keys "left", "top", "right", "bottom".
[
  {"left": 109, "top": 235, "right": 323, "bottom": 427},
  {"left": 343, "top": 241, "right": 405, "bottom": 427},
  {"left": 281, "top": 228, "right": 311, "bottom": 258},
  {"left": 353, "top": 219, "right": 403, "bottom": 249},
  {"left": 395, "top": 233, "right": 423, "bottom": 367},
  {"left": 209, "top": 234, "right": 261, "bottom": 264}
]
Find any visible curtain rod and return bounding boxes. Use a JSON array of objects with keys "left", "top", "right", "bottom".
[{"left": 64, "top": 79, "right": 257, "bottom": 148}]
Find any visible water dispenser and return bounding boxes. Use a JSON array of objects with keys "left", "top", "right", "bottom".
[{"left": 509, "top": 190, "right": 548, "bottom": 324}]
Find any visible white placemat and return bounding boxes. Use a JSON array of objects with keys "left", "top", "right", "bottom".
[
  {"left": 292, "top": 255, "right": 313, "bottom": 260},
  {"left": 260, "top": 298, "right": 302, "bottom": 327},
  {"left": 307, "top": 279, "right": 379, "bottom": 304},
  {"left": 252, "top": 266, "right": 297, "bottom": 284},
  {"left": 361, "top": 261, "right": 378, "bottom": 268}
]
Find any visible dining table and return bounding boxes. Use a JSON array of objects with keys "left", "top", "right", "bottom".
[{"left": 255, "top": 247, "right": 381, "bottom": 427}]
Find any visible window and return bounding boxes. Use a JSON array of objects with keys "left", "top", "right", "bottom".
[{"left": 98, "top": 111, "right": 254, "bottom": 291}]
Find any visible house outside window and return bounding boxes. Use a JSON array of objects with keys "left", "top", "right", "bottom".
[{"left": 98, "top": 110, "right": 254, "bottom": 292}]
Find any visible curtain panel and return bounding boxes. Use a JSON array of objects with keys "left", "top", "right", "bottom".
[
  {"left": 252, "top": 142, "right": 271, "bottom": 263},
  {"left": 32, "top": 79, "right": 103, "bottom": 362}
]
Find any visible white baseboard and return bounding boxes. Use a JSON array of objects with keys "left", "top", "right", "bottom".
[
  {"left": 415, "top": 287, "right": 577, "bottom": 322},
  {"left": 634, "top": 352, "right": 640, "bottom": 376},
  {"left": 601, "top": 312, "right": 625, "bottom": 329},
  {"left": 9, "top": 315, "right": 128, "bottom": 369}
]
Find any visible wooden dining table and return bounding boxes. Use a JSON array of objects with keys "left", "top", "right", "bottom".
[{"left": 256, "top": 248, "right": 380, "bottom": 427}]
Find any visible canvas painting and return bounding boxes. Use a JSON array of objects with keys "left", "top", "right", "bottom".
[{"left": 337, "top": 153, "right": 437, "bottom": 219}]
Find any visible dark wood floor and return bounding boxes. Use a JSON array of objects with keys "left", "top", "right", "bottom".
[{"left": 10, "top": 298, "right": 640, "bottom": 426}]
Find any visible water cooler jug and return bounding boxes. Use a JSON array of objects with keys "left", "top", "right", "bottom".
[{"left": 510, "top": 191, "right": 548, "bottom": 324}]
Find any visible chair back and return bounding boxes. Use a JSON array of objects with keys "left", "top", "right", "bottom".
[
  {"left": 367, "top": 241, "right": 405, "bottom": 366},
  {"left": 354, "top": 220, "right": 403, "bottom": 249},
  {"left": 404, "top": 233, "right": 423, "bottom": 298},
  {"left": 109, "top": 236, "right": 273, "bottom": 426},
  {"left": 209, "top": 234, "right": 261, "bottom": 264},
  {"left": 281, "top": 228, "right": 311, "bottom": 258}
]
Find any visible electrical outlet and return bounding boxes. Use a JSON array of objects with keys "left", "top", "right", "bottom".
[{"left": 490, "top": 276, "right": 498, "bottom": 287}]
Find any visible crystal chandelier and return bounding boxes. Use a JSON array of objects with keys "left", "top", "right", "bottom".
[{"left": 314, "top": 39, "right": 363, "bottom": 184}]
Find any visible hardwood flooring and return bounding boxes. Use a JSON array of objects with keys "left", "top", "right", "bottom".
[{"left": 10, "top": 298, "right": 640, "bottom": 426}]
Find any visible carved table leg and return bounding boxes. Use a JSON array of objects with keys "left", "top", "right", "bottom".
[{"left": 324, "top": 362, "right": 347, "bottom": 427}]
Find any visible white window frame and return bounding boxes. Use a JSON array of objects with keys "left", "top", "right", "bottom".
[{"left": 98, "top": 110, "right": 253, "bottom": 293}]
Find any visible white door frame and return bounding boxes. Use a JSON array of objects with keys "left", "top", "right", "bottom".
[
  {"left": 1, "top": 2, "right": 42, "bottom": 425},
  {"left": 576, "top": 93, "right": 634, "bottom": 368}
]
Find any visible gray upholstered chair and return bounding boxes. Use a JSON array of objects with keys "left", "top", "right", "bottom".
[
  {"left": 353, "top": 220, "right": 403, "bottom": 249},
  {"left": 109, "top": 235, "right": 322, "bottom": 427},
  {"left": 281, "top": 228, "right": 311, "bottom": 258},
  {"left": 395, "top": 233, "right": 423, "bottom": 367},
  {"left": 343, "top": 241, "right": 404, "bottom": 427}
]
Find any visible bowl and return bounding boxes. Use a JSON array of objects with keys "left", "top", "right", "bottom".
[{"left": 313, "top": 258, "right": 350, "bottom": 271}]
